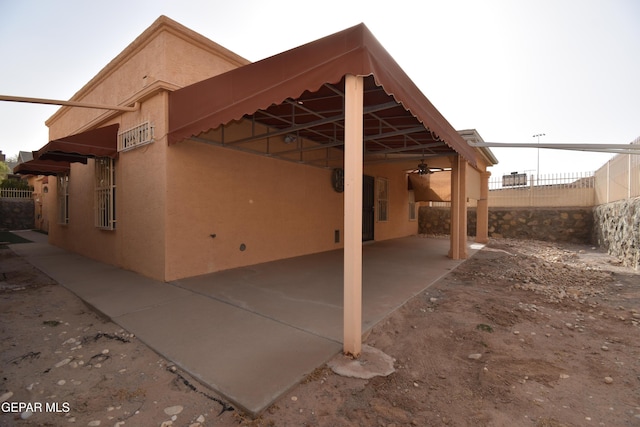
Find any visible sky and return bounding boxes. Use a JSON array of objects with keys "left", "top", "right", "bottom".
[{"left": 0, "top": 0, "right": 638, "bottom": 178}]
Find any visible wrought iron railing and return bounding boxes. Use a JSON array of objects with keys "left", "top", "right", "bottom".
[
  {"left": 488, "top": 172, "right": 595, "bottom": 207},
  {"left": 0, "top": 188, "right": 33, "bottom": 199}
]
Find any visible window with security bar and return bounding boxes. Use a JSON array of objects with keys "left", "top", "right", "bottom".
[
  {"left": 95, "top": 158, "right": 116, "bottom": 230},
  {"left": 377, "top": 177, "right": 389, "bottom": 222},
  {"left": 408, "top": 190, "right": 416, "bottom": 221},
  {"left": 57, "top": 173, "right": 69, "bottom": 224}
]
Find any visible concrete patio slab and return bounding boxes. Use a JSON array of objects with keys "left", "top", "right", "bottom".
[
  {"left": 8, "top": 231, "right": 481, "bottom": 415},
  {"left": 9, "top": 242, "right": 191, "bottom": 318},
  {"left": 115, "top": 293, "right": 341, "bottom": 414},
  {"left": 175, "top": 236, "right": 479, "bottom": 342}
]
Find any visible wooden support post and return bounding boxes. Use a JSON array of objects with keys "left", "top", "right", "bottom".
[
  {"left": 449, "top": 155, "right": 468, "bottom": 260},
  {"left": 475, "top": 171, "right": 491, "bottom": 244},
  {"left": 343, "top": 74, "right": 364, "bottom": 358}
]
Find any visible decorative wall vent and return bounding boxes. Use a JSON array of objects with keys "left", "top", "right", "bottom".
[{"left": 118, "top": 121, "right": 154, "bottom": 152}]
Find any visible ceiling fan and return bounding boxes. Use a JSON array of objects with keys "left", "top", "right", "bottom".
[{"left": 408, "top": 159, "right": 448, "bottom": 175}]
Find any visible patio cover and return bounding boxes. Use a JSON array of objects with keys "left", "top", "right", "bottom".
[
  {"left": 168, "top": 23, "right": 477, "bottom": 167},
  {"left": 35, "top": 124, "right": 119, "bottom": 163},
  {"left": 13, "top": 158, "right": 71, "bottom": 176},
  {"left": 167, "top": 23, "right": 482, "bottom": 358}
]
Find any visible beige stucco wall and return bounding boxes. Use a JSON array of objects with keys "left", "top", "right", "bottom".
[
  {"left": 488, "top": 186, "right": 595, "bottom": 208},
  {"left": 164, "top": 140, "right": 344, "bottom": 280},
  {"left": 163, "top": 140, "right": 424, "bottom": 281},
  {"left": 595, "top": 150, "right": 640, "bottom": 204},
  {"left": 49, "top": 156, "right": 118, "bottom": 260},
  {"left": 27, "top": 175, "right": 51, "bottom": 232},
  {"left": 46, "top": 96, "right": 169, "bottom": 280},
  {"left": 46, "top": 16, "right": 247, "bottom": 139},
  {"left": 466, "top": 163, "right": 482, "bottom": 200},
  {"left": 45, "top": 17, "right": 249, "bottom": 281},
  {"left": 363, "top": 163, "right": 419, "bottom": 241},
  {"left": 114, "top": 96, "right": 168, "bottom": 279}
]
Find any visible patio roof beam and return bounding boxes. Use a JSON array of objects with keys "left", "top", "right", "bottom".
[
  {"left": 364, "top": 126, "right": 431, "bottom": 142},
  {"left": 255, "top": 110, "right": 344, "bottom": 147},
  {"left": 296, "top": 153, "right": 345, "bottom": 167},
  {"left": 363, "top": 109, "right": 440, "bottom": 154},
  {"left": 283, "top": 96, "right": 335, "bottom": 122},
  {"left": 215, "top": 100, "right": 403, "bottom": 149},
  {"left": 188, "top": 135, "right": 340, "bottom": 169},
  {"left": 222, "top": 113, "right": 344, "bottom": 146},
  {"left": 269, "top": 140, "right": 345, "bottom": 156},
  {"left": 365, "top": 140, "right": 447, "bottom": 156},
  {"left": 208, "top": 122, "right": 447, "bottom": 162},
  {"left": 256, "top": 99, "right": 400, "bottom": 136},
  {"left": 276, "top": 101, "right": 405, "bottom": 140},
  {"left": 363, "top": 152, "right": 447, "bottom": 165}
]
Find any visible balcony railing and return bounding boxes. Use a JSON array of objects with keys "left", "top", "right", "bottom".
[{"left": 0, "top": 188, "right": 33, "bottom": 199}]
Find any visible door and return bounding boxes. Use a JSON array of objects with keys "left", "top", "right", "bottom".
[{"left": 362, "top": 175, "right": 375, "bottom": 241}]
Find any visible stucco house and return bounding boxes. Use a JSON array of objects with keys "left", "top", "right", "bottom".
[{"left": 14, "top": 16, "right": 496, "bottom": 354}]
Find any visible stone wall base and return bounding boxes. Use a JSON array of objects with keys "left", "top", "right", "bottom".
[
  {"left": 419, "top": 206, "right": 594, "bottom": 244},
  {"left": 0, "top": 199, "right": 35, "bottom": 231},
  {"left": 592, "top": 197, "right": 639, "bottom": 269}
]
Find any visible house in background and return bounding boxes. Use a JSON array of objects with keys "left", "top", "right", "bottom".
[
  {"left": 13, "top": 17, "right": 496, "bottom": 310},
  {"left": 10, "top": 151, "right": 52, "bottom": 232}
]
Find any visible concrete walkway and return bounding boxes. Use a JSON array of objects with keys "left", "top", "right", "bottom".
[{"left": 9, "top": 231, "right": 481, "bottom": 415}]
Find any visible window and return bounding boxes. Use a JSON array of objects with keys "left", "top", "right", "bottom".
[
  {"left": 408, "top": 190, "right": 416, "bottom": 221},
  {"left": 95, "top": 158, "right": 116, "bottom": 230},
  {"left": 57, "top": 173, "right": 69, "bottom": 224},
  {"left": 376, "top": 177, "right": 389, "bottom": 222},
  {"left": 118, "top": 121, "right": 154, "bottom": 152}
]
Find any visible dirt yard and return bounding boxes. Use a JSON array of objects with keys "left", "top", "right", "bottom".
[{"left": 1, "top": 238, "right": 639, "bottom": 427}]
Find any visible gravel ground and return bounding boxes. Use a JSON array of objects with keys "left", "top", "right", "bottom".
[{"left": 1, "top": 238, "right": 639, "bottom": 427}]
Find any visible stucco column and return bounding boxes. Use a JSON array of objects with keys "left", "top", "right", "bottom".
[
  {"left": 343, "top": 74, "right": 364, "bottom": 358},
  {"left": 449, "top": 155, "right": 468, "bottom": 259},
  {"left": 475, "top": 171, "right": 491, "bottom": 244}
]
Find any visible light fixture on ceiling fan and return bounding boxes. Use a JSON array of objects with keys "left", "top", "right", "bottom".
[{"left": 417, "top": 159, "right": 433, "bottom": 175}]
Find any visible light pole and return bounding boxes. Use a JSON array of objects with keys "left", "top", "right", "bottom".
[{"left": 533, "top": 133, "right": 545, "bottom": 184}]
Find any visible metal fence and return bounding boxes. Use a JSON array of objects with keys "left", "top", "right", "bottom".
[
  {"left": 425, "top": 138, "right": 639, "bottom": 209},
  {"left": 488, "top": 172, "right": 595, "bottom": 207},
  {"left": 426, "top": 171, "right": 597, "bottom": 208},
  {"left": 0, "top": 188, "right": 33, "bottom": 199},
  {"left": 424, "top": 163, "right": 639, "bottom": 209}
]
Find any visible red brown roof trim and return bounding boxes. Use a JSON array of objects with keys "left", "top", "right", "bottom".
[
  {"left": 13, "top": 158, "right": 71, "bottom": 176},
  {"left": 168, "top": 24, "right": 476, "bottom": 165},
  {"left": 35, "top": 124, "right": 119, "bottom": 163}
]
